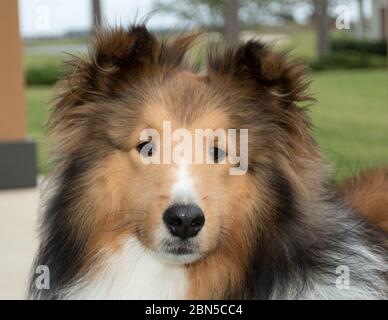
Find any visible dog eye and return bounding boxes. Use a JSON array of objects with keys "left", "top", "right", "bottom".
[
  {"left": 137, "top": 141, "right": 155, "bottom": 157},
  {"left": 209, "top": 146, "right": 226, "bottom": 163}
]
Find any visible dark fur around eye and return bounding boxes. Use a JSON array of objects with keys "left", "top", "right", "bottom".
[
  {"left": 209, "top": 146, "right": 226, "bottom": 163},
  {"left": 137, "top": 141, "right": 155, "bottom": 157}
]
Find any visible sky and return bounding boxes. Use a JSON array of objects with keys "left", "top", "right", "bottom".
[
  {"left": 19, "top": 0, "right": 180, "bottom": 37},
  {"left": 19, "top": 0, "right": 371, "bottom": 38}
]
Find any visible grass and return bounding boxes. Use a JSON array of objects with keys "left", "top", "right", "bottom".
[
  {"left": 24, "top": 37, "right": 86, "bottom": 47},
  {"left": 24, "top": 53, "right": 65, "bottom": 68},
  {"left": 26, "top": 69, "right": 388, "bottom": 180},
  {"left": 26, "top": 86, "right": 52, "bottom": 174},
  {"left": 311, "top": 69, "right": 388, "bottom": 180},
  {"left": 283, "top": 29, "right": 317, "bottom": 60}
]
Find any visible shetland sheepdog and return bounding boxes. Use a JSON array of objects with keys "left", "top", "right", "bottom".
[{"left": 29, "top": 25, "right": 387, "bottom": 300}]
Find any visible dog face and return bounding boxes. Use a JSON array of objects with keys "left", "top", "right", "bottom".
[
  {"left": 50, "top": 26, "right": 315, "bottom": 269},
  {"left": 79, "top": 70, "right": 259, "bottom": 265}
]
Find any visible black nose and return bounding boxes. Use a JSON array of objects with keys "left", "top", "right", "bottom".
[{"left": 163, "top": 204, "right": 205, "bottom": 240}]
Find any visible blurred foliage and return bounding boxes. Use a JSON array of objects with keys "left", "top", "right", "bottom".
[
  {"left": 331, "top": 38, "right": 387, "bottom": 56},
  {"left": 310, "top": 52, "right": 387, "bottom": 71},
  {"left": 24, "top": 54, "right": 64, "bottom": 85},
  {"left": 153, "top": 0, "right": 352, "bottom": 29},
  {"left": 26, "top": 64, "right": 61, "bottom": 85},
  {"left": 310, "top": 36, "right": 388, "bottom": 71},
  {"left": 153, "top": 0, "right": 273, "bottom": 31}
]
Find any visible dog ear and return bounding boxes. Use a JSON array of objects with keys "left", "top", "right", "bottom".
[
  {"left": 59, "top": 25, "right": 199, "bottom": 104},
  {"left": 60, "top": 25, "right": 160, "bottom": 102},
  {"left": 49, "top": 25, "right": 198, "bottom": 155},
  {"left": 207, "top": 41, "right": 312, "bottom": 105},
  {"left": 93, "top": 25, "right": 157, "bottom": 75},
  {"left": 49, "top": 25, "right": 161, "bottom": 154}
]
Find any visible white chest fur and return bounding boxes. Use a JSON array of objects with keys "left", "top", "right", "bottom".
[{"left": 65, "top": 238, "right": 189, "bottom": 300}]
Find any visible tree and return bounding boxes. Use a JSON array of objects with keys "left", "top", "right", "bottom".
[
  {"left": 153, "top": 0, "right": 227, "bottom": 32},
  {"left": 357, "top": 0, "right": 366, "bottom": 39},
  {"left": 246, "top": 0, "right": 334, "bottom": 57},
  {"left": 153, "top": 0, "right": 336, "bottom": 57},
  {"left": 224, "top": 0, "right": 240, "bottom": 43},
  {"left": 91, "top": 0, "right": 102, "bottom": 30},
  {"left": 153, "top": 0, "right": 271, "bottom": 43},
  {"left": 268, "top": 0, "right": 335, "bottom": 57},
  {"left": 314, "top": 0, "right": 331, "bottom": 56},
  {"left": 386, "top": 0, "right": 388, "bottom": 70}
]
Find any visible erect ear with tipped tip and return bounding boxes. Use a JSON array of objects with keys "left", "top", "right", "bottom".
[
  {"left": 91, "top": 26, "right": 201, "bottom": 86},
  {"left": 62, "top": 25, "right": 200, "bottom": 102},
  {"left": 50, "top": 25, "right": 200, "bottom": 141},
  {"left": 86, "top": 25, "right": 160, "bottom": 96},
  {"left": 92, "top": 25, "right": 158, "bottom": 73},
  {"left": 58, "top": 25, "right": 160, "bottom": 106},
  {"left": 49, "top": 25, "right": 161, "bottom": 149},
  {"left": 207, "top": 41, "right": 312, "bottom": 104}
]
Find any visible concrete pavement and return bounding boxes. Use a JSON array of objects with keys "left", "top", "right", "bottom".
[{"left": 0, "top": 182, "right": 41, "bottom": 299}]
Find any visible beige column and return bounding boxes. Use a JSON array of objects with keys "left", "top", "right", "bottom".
[
  {"left": 0, "top": 0, "right": 27, "bottom": 142},
  {"left": 0, "top": 0, "right": 36, "bottom": 189}
]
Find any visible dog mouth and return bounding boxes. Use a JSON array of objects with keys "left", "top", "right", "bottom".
[
  {"left": 161, "top": 238, "right": 199, "bottom": 255},
  {"left": 165, "top": 246, "right": 195, "bottom": 256},
  {"left": 156, "top": 238, "right": 203, "bottom": 264}
]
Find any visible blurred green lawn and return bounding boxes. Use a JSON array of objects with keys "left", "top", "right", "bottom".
[
  {"left": 26, "top": 69, "right": 388, "bottom": 180},
  {"left": 26, "top": 86, "right": 51, "bottom": 174},
  {"left": 310, "top": 69, "right": 388, "bottom": 180}
]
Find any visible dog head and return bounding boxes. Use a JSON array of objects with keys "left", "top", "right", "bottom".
[{"left": 50, "top": 25, "right": 316, "bottom": 268}]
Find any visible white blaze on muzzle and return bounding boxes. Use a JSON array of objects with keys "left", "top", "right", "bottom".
[{"left": 170, "top": 166, "right": 199, "bottom": 205}]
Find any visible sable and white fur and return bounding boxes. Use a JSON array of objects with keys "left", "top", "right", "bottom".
[{"left": 29, "top": 25, "right": 387, "bottom": 300}]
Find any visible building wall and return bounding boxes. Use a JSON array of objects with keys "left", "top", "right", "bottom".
[
  {"left": 0, "top": 0, "right": 36, "bottom": 189},
  {"left": 0, "top": 0, "right": 27, "bottom": 141}
]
